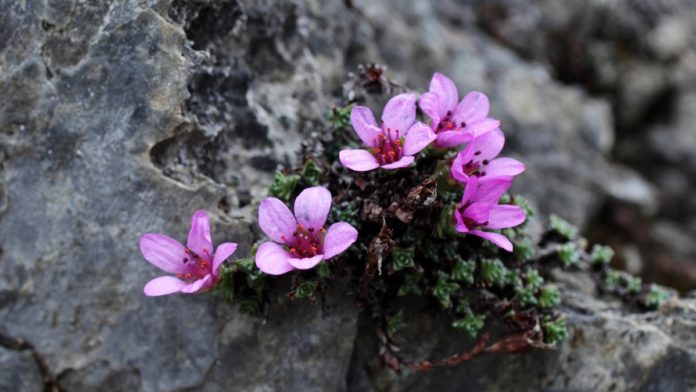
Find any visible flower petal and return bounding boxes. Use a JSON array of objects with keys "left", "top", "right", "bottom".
[
  {"left": 403, "top": 122, "right": 436, "bottom": 156},
  {"left": 429, "top": 73, "right": 459, "bottom": 114},
  {"left": 469, "top": 230, "right": 513, "bottom": 252},
  {"left": 187, "top": 210, "right": 214, "bottom": 258},
  {"left": 483, "top": 157, "right": 526, "bottom": 179},
  {"left": 381, "top": 93, "right": 417, "bottom": 133},
  {"left": 288, "top": 255, "right": 324, "bottom": 270},
  {"left": 339, "top": 149, "right": 380, "bottom": 172},
  {"left": 463, "top": 202, "right": 492, "bottom": 225},
  {"left": 140, "top": 233, "right": 188, "bottom": 274},
  {"left": 419, "top": 92, "right": 443, "bottom": 129},
  {"left": 473, "top": 177, "right": 512, "bottom": 204},
  {"left": 466, "top": 118, "right": 500, "bottom": 139},
  {"left": 435, "top": 130, "right": 474, "bottom": 148},
  {"left": 486, "top": 205, "right": 526, "bottom": 229},
  {"left": 453, "top": 91, "right": 489, "bottom": 124},
  {"left": 350, "top": 106, "right": 381, "bottom": 147},
  {"left": 143, "top": 276, "right": 188, "bottom": 296},
  {"left": 472, "top": 127, "right": 505, "bottom": 161},
  {"left": 453, "top": 208, "right": 468, "bottom": 233},
  {"left": 323, "top": 222, "right": 358, "bottom": 259},
  {"left": 258, "top": 197, "right": 297, "bottom": 243},
  {"left": 294, "top": 186, "right": 332, "bottom": 230},
  {"left": 381, "top": 155, "right": 414, "bottom": 170},
  {"left": 461, "top": 174, "right": 479, "bottom": 205},
  {"left": 181, "top": 274, "right": 213, "bottom": 294},
  {"left": 255, "top": 242, "right": 295, "bottom": 275},
  {"left": 212, "top": 242, "right": 238, "bottom": 276},
  {"left": 450, "top": 143, "right": 476, "bottom": 183}
]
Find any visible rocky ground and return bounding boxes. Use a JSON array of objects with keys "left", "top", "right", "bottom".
[{"left": 1, "top": 0, "right": 695, "bottom": 391}]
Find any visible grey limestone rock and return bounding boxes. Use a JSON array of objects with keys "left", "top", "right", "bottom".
[{"left": 1, "top": 0, "right": 694, "bottom": 391}]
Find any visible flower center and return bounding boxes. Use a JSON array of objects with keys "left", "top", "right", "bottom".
[
  {"left": 177, "top": 248, "right": 212, "bottom": 281},
  {"left": 371, "top": 125, "right": 404, "bottom": 165},
  {"left": 436, "top": 111, "right": 466, "bottom": 134},
  {"left": 461, "top": 150, "right": 489, "bottom": 177},
  {"left": 282, "top": 224, "right": 325, "bottom": 258}
]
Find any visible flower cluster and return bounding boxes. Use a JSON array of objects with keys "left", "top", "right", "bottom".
[
  {"left": 340, "top": 73, "right": 526, "bottom": 251},
  {"left": 138, "top": 72, "right": 524, "bottom": 294}
]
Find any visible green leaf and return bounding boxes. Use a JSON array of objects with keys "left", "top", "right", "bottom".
[
  {"left": 480, "top": 259, "right": 507, "bottom": 285},
  {"left": 451, "top": 259, "right": 476, "bottom": 285},
  {"left": 625, "top": 275, "right": 642, "bottom": 295},
  {"left": 538, "top": 285, "right": 561, "bottom": 308},
  {"left": 398, "top": 272, "right": 424, "bottom": 296},
  {"left": 542, "top": 316, "right": 568, "bottom": 345},
  {"left": 590, "top": 244, "right": 614, "bottom": 265},
  {"left": 392, "top": 246, "right": 416, "bottom": 271},
  {"left": 550, "top": 214, "right": 578, "bottom": 240},
  {"left": 643, "top": 285, "right": 669, "bottom": 309},
  {"left": 433, "top": 275, "right": 460, "bottom": 309},
  {"left": 239, "top": 299, "right": 262, "bottom": 316},
  {"left": 295, "top": 281, "right": 317, "bottom": 299},
  {"left": 516, "top": 285, "right": 537, "bottom": 307},
  {"left": 269, "top": 171, "right": 300, "bottom": 201},
  {"left": 436, "top": 203, "right": 459, "bottom": 238},
  {"left": 317, "top": 263, "right": 332, "bottom": 279},
  {"left": 556, "top": 243, "right": 579, "bottom": 267},
  {"left": 301, "top": 160, "right": 323, "bottom": 186},
  {"left": 514, "top": 238, "right": 535, "bottom": 262},
  {"left": 524, "top": 269, "right": 544, "bottom": 288},
  {"left": 452, "top": 313, "right": 486, "bottom": 339},
  {"left": 386, "top": 310, "right": 404, "bottom": 338}
]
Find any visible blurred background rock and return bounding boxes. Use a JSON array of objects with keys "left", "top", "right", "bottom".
[{"left": 1, "top": 0, "right": 695, "bottom": 391}]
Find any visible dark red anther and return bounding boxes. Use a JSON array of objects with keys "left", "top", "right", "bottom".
[{"left": 482, "top": 160, "right": 489, "bottom": 165}]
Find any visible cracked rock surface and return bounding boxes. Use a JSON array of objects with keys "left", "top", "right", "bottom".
[{"left": 1, "top": 0, "right": 695, "bottom": 391}]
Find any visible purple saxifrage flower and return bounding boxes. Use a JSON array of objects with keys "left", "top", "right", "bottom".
[
  {"left": 419, "top": 73, "right": 500, "bottom": 148},
  {"left": 454, "top": 176, "right": 526, "bottom": 252},
  {"left": 140, "top": 210, "right": 238, "bottom": 296},
  {"left": 339, "top": 93, "right": 436, "bottom": 171},
  {"left": 255, "top": 186, "right": 358, "bottom": 275},
  {"left": 450, "top": 128, "right": 526, "bottom": 184}
]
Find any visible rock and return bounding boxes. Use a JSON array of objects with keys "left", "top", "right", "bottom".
[
  {"left": 0, "top": 347, "right": 44, "bottom": 392},
  {"left": 1, "top": 0, "right": 694, "bottom": 391},
  {"left": 347, "top": 272, "right": 696, "bottom": 392}
]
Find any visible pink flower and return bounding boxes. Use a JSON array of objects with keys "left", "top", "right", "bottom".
[
  {"left": 140, "top": 210, "right": 238, "bottom": 296},
  {"left": 419, "top": 73, "right": 500, "bottom": 148},
  {"left": 339, "top": 93, "right": 436, "bottom": 171},
  {"left": 255, "top": 186, "right": 358, "bottom": 275},
  {"left": 450, "top": 128, "right": 525, "bottom": 184},
  {"left": 454, "top": 176, "right": 526, "bottom": 252}
]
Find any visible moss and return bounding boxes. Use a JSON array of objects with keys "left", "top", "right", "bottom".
[
  {"left": 301, "top": 159, "right": 323, "bottom": 186},
  {"left": 643, "top": 285, "right": 669, "bottom": 309},
  {"left": 513, "top": 238, "right": 535, "bottom": 262},
  {"left": 268, "top": 170, "right": 300, "bottom": 201},
  {"left": 550, "top": 214, "right": 578, "bottom": 240},
  {"left": 451, "top": 259, "right": 476, "bottom": 285},
  {"left": 556, "top": 242, "right": 579, "bottom": 267},
  {"left": 452, "top": 313, "right": 486, "bottom": 339},
  {"left": 542, "top": 316, "right": 568, "bottom": 345},
  {"left": 480, "top": 259, "right": 507, "bottom": 285},
  {"left": 295, "top": 281, "right": 317, "bottom": 299},
  {"left": 538, "top": 285, "right": 561, "bottom": 308},
  {"left": 516, "top": 285, "right": 538, "bottom": 307},
  {"left": 590, "top": 244, "right": 614, "bottom": 265},
  {"left": 433, "top": 275, "right": 460, "bottom": 309},
  {"left": 392, "top": 246, "right": 416, "bottom": 271},
  {"left": 398, "top": 271, "right": 423, "bottom": 296},
  {"left": 524, "top": 269, "right": 544, "bottom": 288}
]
